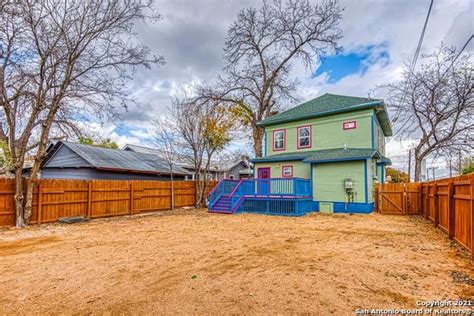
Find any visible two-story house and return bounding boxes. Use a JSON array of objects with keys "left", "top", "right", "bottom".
[{"left": 208, "top": 93, "right": 392, "bottom": 216}]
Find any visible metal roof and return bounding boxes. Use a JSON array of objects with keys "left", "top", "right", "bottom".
[
  {"left": 257, "top": 93, "right": 393, "bottom": 136},
  {"left": 44, "top": 142, "right": 190, "bottom": 175},
  {"left": 122, "top": 144, "right": 227, "bottom": 172}
]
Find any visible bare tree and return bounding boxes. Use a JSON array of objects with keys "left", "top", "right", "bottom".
[
  {"left": 152, "top": 117, "right": 179, "bottom": 210},
  {"left": 386, "top": 45, "right": 473, "bottom": 181},
  {"left": 197, "top": 0, "right": 342, "bottom": 156},
  {"left": 0, "top": 0, "right": 164, "bottom": 227},
  {"left": 169, "top": 93, "right": 234, "bottom": 207}
]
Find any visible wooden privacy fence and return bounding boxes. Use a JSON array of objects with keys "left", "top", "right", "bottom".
[
  {"left": 375, "top": 173, "right": 473, "bottom": 258},
  {"left": 0, "top": 179, "right": 217, "bottom": 226}
]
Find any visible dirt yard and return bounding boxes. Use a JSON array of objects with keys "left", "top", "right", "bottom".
[{"left": 0, "top": 209, "right": 472, "bottom": 315}]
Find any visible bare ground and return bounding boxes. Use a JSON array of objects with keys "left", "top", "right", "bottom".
[{"left": 0, "top": 209, "right": 472, "bottom": 315}]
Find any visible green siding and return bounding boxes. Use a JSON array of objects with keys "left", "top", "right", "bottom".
[
  {"left": 266, "top": 109, "right": 373, "bottom": 156},
  {"left": 312, "top": 160, "right": 366, "bottom": 203},
  {"left": 374, "top": 117, "right": 385, "bottom": 155},
  {"left": 254, "top": 161, "right": 311, "bottom": 179},
  {"left": 368, "top": 159, "right": 374, "bottom": 203},
  {"left": 377, "top": 164, "right": 385, "bottom": 183}
]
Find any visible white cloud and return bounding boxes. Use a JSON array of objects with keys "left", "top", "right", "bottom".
[{"left": 82, "top": 0, "right": 471, "bottom": 176}]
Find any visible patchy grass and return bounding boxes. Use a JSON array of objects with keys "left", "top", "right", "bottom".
[{"left": 0, "top": 209, "right": 472, "bottom": 314}]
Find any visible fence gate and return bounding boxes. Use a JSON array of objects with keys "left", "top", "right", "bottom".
[
  {"left": 376, "top": 183, "right": 421, "bottom": 215},
  {"left": 377, "top": 183, "right": 406, "bottom": 214}
]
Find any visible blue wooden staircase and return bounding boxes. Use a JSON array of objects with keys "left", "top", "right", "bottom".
[{"left": 208, "top": 178, "right": 314, "bottom": 216}]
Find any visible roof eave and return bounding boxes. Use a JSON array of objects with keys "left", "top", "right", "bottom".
[
  {"left": 304, "top": 156, "right": 373, "bottom": 164},
  {"left": 250, "top": 156, "right": 306, "bottom": 163},
  {"left": 257, "top": 100, "right": 383, "bottom": 127},
  {"left": 374, "top": 103, "right": 393, "bottom": 136}
]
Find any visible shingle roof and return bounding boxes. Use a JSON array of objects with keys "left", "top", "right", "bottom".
[
  {"left": 44, "top": 142, "right": 190, "bottom": 175},
  {"left": 250, "top": 148, "right": 391, "bottom": 164},
  {"left": 257, "top": 93, "right": 392, "bottom": 136}
]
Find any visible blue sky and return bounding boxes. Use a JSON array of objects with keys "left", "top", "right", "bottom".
[{"left": 313, "top": 43, "right": 390, "bottom": 83}]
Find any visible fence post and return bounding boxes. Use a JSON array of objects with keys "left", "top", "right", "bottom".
[
  {"left": 37, "top": 182, "right": 43, "bottom": 225},
  {"left": 379, "top": 184, "right": 383, "bottom": 213},
  {"left": 448, "top": 180, "right": 455, "bottom": 239},
  {"left": 470, "top": 177, "right": 473, "bottom": 260},
  {"left": 87, "top": 181, "right": 92, "bottom": 218},
  {"left": 403, "top": 183, "right": 407, "bottom": 215},
  {"left": 433, "top": 182, "right": 439, "bottom": 227},
  {"left": 129, "top": 181, "right": 134, "bottom": 215},
  {"left": 425, "top": 184, "right": 430, "bottom": 220},
  {"left": 374, "top": 186, "right": 378, "bottom": 213},
  {"left": 419, "top": 183, "right": 423, "bottom": 216}
]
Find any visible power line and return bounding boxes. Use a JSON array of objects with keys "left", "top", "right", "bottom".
[
  {"left": 388, "top": 0, "right": 434, "bottom": 143},
  {"left": 441, "top": 34, "right": 473, "bottom": 77},
  {"left": 389, "top": 32, "right": 473, "bottom": 143}
]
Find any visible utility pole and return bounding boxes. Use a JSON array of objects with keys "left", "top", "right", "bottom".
[
  {"left": 458, "top": 149, "right": 462, "bottom": 176},
  {"left": 449, "top": 158, "right": 452, "bottom": 178},
  {"left": 407, "top": 149, "right": 412, "bottom": 182},
  {"left": 432, "top": 166, "right": 438, "bottom": 180}
]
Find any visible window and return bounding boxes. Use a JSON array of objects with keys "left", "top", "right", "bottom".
[
  {"left": 297, "top": 126, "right": 311, "bottom": 148},
  {"left": 282, "top": 165, "right": 293, "bottom": 177},
  {"left": 273, "top": 129, "right": 285, "bottom": 151},
  {"left": 229, "top": 175, "right": 234, "bottom": 180},
  {"left": 343, "top": 120, "right": 357, "bottom": 130}
]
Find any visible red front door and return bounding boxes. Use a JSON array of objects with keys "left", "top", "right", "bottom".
[{"left": 257, "top": 167, "right": 270, "bottom": 195}]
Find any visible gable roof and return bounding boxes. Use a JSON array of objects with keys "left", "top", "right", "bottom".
[
  {"left": 257, "top": 93, "right": 392, "bottom": 136},
  {"left": 250, "top": 147, "right": 391, "bottom": 165},
  {"left": 43, "top": 141, "right": 190, "bottom": 175},
  {"left": 123, "top": 143, "right": 223, "bottom": 172}
]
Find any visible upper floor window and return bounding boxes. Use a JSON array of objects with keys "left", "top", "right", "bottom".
[
  {"left": 273, "top": 129, "right": 285, "bottom": 151},
  {"left": 297, "top": 126, "right": 311, "bottom": 149}
]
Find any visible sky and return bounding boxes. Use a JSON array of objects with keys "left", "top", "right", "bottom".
[{"left": 85, "top": 0, "right": 473, "bottom": 179}]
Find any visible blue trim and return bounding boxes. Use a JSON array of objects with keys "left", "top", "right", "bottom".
[
  {"left": 304, "top": 154, "right": 375, "bottom": 163},
  {"left": 376, "top": 162, "right": 386, "bottom": 183},
  {"left": 364, "top": 159, "right": 368, "bottom": 203},
  {"left": 263, "top": 132, "right": 267, "bottom": 157},
  {"left": 371, "top": 115, "right": 375, "bottom": 149},
  {"left": 313, "top": 201, "right": 374, "bottom": 213},
  {"left": 250, "top": 156, "right": 306, "bottom": 163},
  {"left": 381, "top": 164, "right": 385, "bottom": 183}
]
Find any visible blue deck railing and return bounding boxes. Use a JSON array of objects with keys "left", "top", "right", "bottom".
[
  {"left": 208, "top": 178, "right": 312, "bottom": 214},
  {"left": 208, "top": 179, "right": 240, "bottom": 209}
]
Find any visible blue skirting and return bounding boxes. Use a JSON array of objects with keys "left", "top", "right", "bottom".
[
  {"left": 237, "top": 198, "right": 313, "bottom": 216},
  {"left": 314, "top": 201, "right": 374, "bottom": 214}
]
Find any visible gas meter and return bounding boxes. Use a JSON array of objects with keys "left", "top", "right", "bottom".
[
  {"left": 344, "top": 177, "right": 354, "bottom": 203},
  {"left": 344, "top": 177, "right": 354, "bottom": 190}
]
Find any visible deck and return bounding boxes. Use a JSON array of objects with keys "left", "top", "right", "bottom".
[{"left": 208, "top": 178, "right": 313, "bottom": 216}]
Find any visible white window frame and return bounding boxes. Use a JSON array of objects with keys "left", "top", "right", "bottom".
[
  {"left": 297, "top": 126, "right": 311, "bottom": 148},
  {"left": 273, "top": 130, "right": 285, "bottom": 151}
]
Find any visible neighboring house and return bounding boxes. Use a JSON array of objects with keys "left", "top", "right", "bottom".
[
  {"left": 34, "top": 141, "right": 190, "bottom": 180},
  {"left": 221, "top": 158, "right": 253, "bottom": 180},
  {"left": 123, "top": 144, "right": 232, "bottom": 181},
  {"left": 208, "top": 93, "right": 392, "bottom": 215}
]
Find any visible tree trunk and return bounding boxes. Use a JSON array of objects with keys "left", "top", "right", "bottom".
[
  {"left": 170, "top": 166, "right": 174, "bottom": 210},
  {"left": 414, "top": 150, "right": 423, "bottom": 182},
  {"left": 252, "top": 125, "right": 264, "bottom": 157},
  {"left": 23, "top": 180, "right": 36, "bottom": 225},
  {"left": 14, "top": 168, "right": 25, "bottom": 228},
  {"left": 195, "top": 174, "right": 203, "bottom": 208}
]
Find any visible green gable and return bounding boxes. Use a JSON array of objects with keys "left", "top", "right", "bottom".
[{"left": 258, "top": 93, "right": 393, "bottom": 136}]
